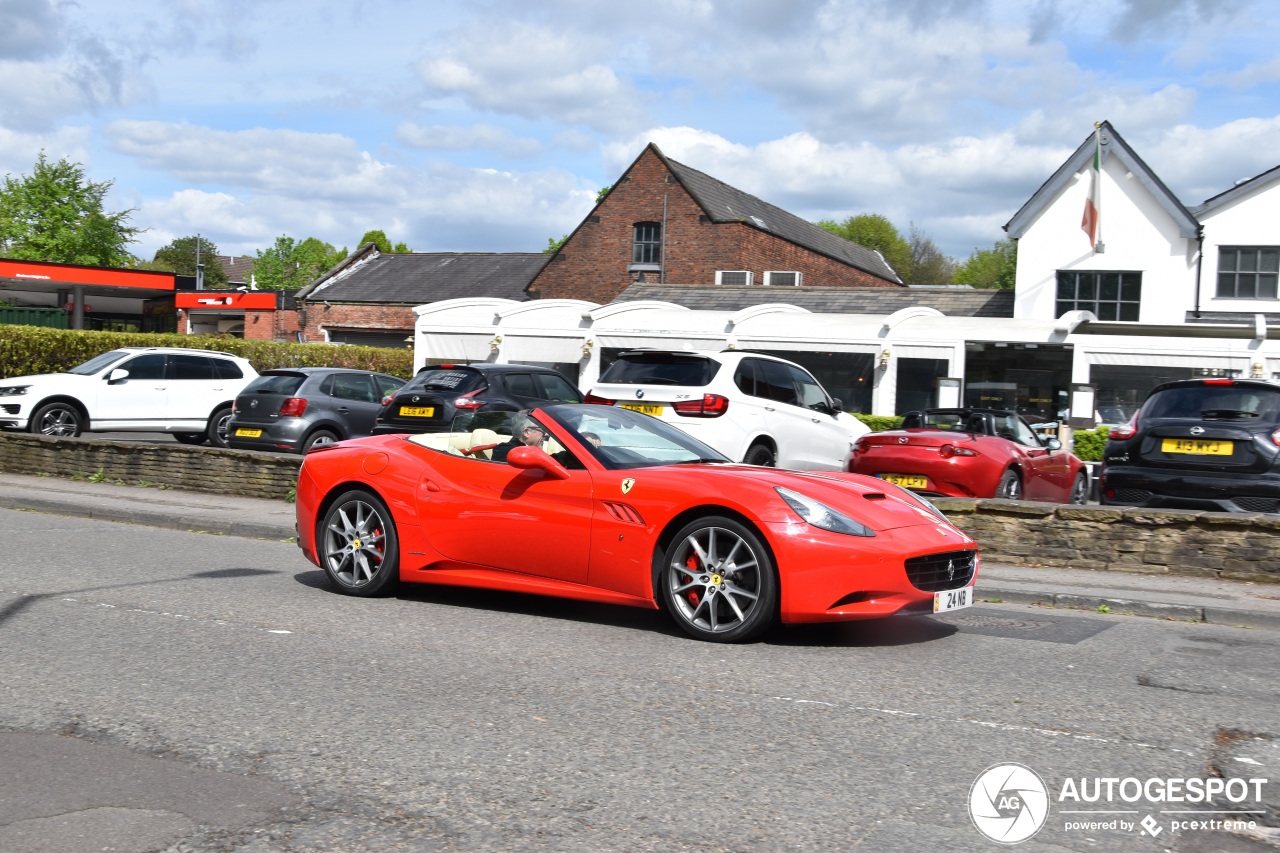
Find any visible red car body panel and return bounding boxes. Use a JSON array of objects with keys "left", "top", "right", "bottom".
[
  {"left": 848, "top": 427, "right": 1085, "bottom": 501},
  {"left": 296, "top": 411, "right": 979, "bottom": 625}
]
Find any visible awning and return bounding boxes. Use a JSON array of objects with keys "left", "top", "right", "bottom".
[{"left": 420, "top": 333, "right": 496, "bottom": 362}]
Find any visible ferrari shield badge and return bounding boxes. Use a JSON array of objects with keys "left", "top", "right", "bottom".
[{"left": 621, "top": 478, "right": 636, "bottom": 495}]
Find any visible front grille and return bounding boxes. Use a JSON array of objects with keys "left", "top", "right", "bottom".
[
  {"left": 0, "top": 404, "right": 17, "bottom": 415},
  {"left": 1112, "top": 488, "right": 1153, "bottom": 503},
  {"left": 904, "top": 550, "right": 976, "bottom": 592},
  {"left": 1235, "top": 497, "right": 1280, "bottom": 513}
]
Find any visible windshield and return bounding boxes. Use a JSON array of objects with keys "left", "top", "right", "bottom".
[
  {"left": 598, "top": 353, "right": 719, "bottom": 386},
  {"left": 543, "top": 403, "right": 730, "bottom": 469},
  {"left": 69, "top": 350, "right": 130, "bottom": 375},
  {"left": 243, "top": 373, "right": 307, "bottom": 395},
  {"left": 410, "top": 369, "right": 485, "bottom": 393},
  {"left": 1144, "top": 385, "right": 1280, "bottom": 420}
]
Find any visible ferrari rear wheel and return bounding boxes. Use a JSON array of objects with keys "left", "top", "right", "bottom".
[
  {"left": 996, "top": 469, "right": 1022, "bottom": 500},
  {"left": 319, "top": 489, "right": 399, "bottom": 596},
  {"left": 660, "top": 516, "right": 777, "bottom": 643}
]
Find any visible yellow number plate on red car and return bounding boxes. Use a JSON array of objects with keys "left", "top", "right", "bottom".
[
  {"left": 1161, "top": 438, "right": 1231, "bottom": 456},
  {"left": 880, "top": 473, "right": 928, "bottom": 489},
  {"left": 234, "top": 428, "right": 262, "bottom": 438},
  {"left": 399, "top": 406, "right": 435, "bottom": 418},
  {"left": 619, "top": 402, "right": 664, "bottom": 416}
]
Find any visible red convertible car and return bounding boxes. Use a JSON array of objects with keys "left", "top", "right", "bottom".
[
  {"left": 295, "top": 404, "right": 979, "bottom": 643},
  {"left": 848, "top": 408, "right": 1089, "bottom": 503}
]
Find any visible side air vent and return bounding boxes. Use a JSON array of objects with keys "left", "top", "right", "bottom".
[
  {"left": 764, "top": 271, "right": 801, "bottom": 287},
  {"left": 602, "top": 501, "right": 646, "bottom": 525}
]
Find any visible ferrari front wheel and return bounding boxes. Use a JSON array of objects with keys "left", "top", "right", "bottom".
[
  {"left": 660, "top": 516, "right": 777, "bottom": 643},
  {"left": 319, "top": 489, "right": 399, "bottom": 596}
]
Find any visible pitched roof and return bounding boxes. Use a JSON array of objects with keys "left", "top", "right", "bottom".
[
  {"left": 1005, "top": 121, "right": 1200, "bottom": 240},
  {"left": 1192, "top": 163, "right": 1280, "bottom": 218},
  {"left": 297, "top": 247, "right": 548, "bottom": 304},
  {"left": 644, "top": 145, "right": 902, "bottom": 284},
  {"left": 612, "top": 284, "right": 1014, "bottom": 317},
  {"left": 214, "top": 255, "right": 255, "bottom": 285}
]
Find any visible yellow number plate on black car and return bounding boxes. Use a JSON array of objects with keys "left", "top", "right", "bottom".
[
  {"left": 1161, "top": 438, "right": 1231, "bottom": 456},
  {"left": 619, "top": 402, "right": 663, "bottom": 416},
  {"left": 881, "top": 473, "right": 928, "bottom": 489},
  {"left": 399, "top": 406, "right": 435, "bottom": 418}
]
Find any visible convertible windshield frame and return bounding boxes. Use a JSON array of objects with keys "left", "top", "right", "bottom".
[{"left": 541, "top": 403, "right": 731, "bottom": 470}]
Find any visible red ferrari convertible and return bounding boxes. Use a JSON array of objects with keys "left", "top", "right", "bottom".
[
  {"left": 296, "top": 404, "right": 979, "bottom": 642},
  {"left": 848, "top": 408, "right": 1089, "bottom": 503}
]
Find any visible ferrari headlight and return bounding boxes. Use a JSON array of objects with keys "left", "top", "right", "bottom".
[
  {"left": 0, "top": 385, "right": 29, "bottom": 397},
  {"left": 775, "top": 487, "right": 875, "bottom": 537}
]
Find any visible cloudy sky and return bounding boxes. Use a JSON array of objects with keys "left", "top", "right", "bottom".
[{"left": 2, "top": 0, "right": 1278, "bottom": 266}]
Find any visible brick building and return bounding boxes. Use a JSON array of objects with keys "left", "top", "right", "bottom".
[
  {"left": 529, "top": 143, "right": 903, "bottom": 302},
  {"left": 294, "top": 244, "right": 550, "bottom": 347}
]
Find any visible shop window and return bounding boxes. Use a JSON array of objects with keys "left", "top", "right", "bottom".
[
  {"left": 1055, "top": 271, "right": 1141, "bottom": 320},
  {"left": 1216, "top": 247, "right": 1279, "bottom": 299}
]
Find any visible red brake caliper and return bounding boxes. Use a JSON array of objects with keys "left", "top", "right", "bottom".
[{"left": 684, "top": 554, "right": 700, "bottom": 607}]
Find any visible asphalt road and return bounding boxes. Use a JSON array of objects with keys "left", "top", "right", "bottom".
[{"left": 1, "top": 510, "right": 1277, "bottom": 852}]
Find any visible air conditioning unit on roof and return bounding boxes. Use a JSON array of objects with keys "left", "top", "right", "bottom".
[
  {"left": 764, "top": 271, "right": 801, "bottom": 286},
  {"left": 715, "top": 270, "right": 753, "bottom": 286}
]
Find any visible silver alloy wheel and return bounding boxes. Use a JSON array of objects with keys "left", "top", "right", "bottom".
[
  {"left": 323, "top": 499, "right": 389, "bottom": 588},
  {"left": 997, "top": 470, "right": 1022, "bottom": 500},
  {"left": 36, "top": 405, "right": 79, "bottom": 436},
  {"left": 666, "top": 525, "right": 763, "bottom": 635},
  {"left": 305, "top": 430, "right": 338, "bottom": 451},
  {"left": 1070, "top": 472, "right": 1088, "bottom": 504}
]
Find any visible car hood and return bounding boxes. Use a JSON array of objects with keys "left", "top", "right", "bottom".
[
  {"left": 670, "top": 463, "right": 969, "bottom": 535},
  {"left": 0, "top": 372, "right": 84, "bottom": 387}
]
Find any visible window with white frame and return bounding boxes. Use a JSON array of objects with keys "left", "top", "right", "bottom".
[
  {"left": 1217, "top": 247, "right": 1279, "bottom": 299},
  {"left": 1056, "top": 270, "right": 1141, "bottom": 321},
  {"left": 715, "top": 270, "right": 753, "bottom": 286},
  {"left": 632, "top": 222, "right": 661, "bottom": 265},
  {"left": 764, "top": 271, "right": 801, "bottom": 286}
]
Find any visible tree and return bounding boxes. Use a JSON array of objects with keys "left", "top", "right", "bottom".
[
  {"left": 907, "top": 223, "right": 957, "bottom": 284},
  {"left": 0, "top": 152, "right": 141, "bottom": 266},
  {"left": 254, "top": 235, "right": 347, "bottom": 291},
  {"left": 954, "top": 238, "right": 1018, "bottom": 289},
  {"left": 149, "top": 235, "right": 228, "bottom": 288},
  {"left": 357, "top": 230, "right": 409, "bottom": 253},
  {"left": 543, "top": 187, "right": 610, "bottom": 254},
  {"left": 817, "top": 214, "right": 912, "bottom": 282}
]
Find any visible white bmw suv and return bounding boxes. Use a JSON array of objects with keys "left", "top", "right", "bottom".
[
  {"left": 0, "top": 347, "right": 258, "bottom": 447},
  {"left": 586, "top": 349, "right": 869, "bottom": 470}
]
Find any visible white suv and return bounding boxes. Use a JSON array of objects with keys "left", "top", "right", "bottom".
[
  {"left": 0, "top": 347, "right": 258, "bottom": 447},
  {"left": 586, "top": 349, "right": 869, "bottom": 470}
]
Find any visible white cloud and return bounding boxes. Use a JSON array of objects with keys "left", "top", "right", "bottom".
[
  {"left": 395, "top": 123, "right": 541, "bottom": 158},
  {"left": 415, "top": 21, "right": 650, "bottom": 134}
]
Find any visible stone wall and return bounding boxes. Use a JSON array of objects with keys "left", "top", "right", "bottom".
[
  {"left": 1, "top": 433, "right": 1276, "bottom": 581},
  {"left": 936, "top": 498, "right": 1280, "bottom": 582},
  {"left": 0, "top": 433, "right": 301, "bottom": 500}
]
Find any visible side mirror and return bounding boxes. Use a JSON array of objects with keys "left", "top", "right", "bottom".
[
  {"left": 1046, "top": 438, "right": 1062, "bottom": 451},
  {"left": 505, "top": 445, "right": 570, "bottom": 480},
  {"left": 107, "top": 368, "right": 130, "bottom": 384}
]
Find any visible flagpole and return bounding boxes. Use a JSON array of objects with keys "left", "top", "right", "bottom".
[{"left": 1093, "top": 122, "right": 1104, "bottom": 253}]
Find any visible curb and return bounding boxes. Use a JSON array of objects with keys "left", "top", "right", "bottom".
[
  {"left": 979, "top": 585, "right": 1280, "bottom": 632},
  {"left": 0, "top": 495, "right": 296, "bottom": 542}
]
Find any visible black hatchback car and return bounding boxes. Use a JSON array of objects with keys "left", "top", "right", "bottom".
[
  {"left": 227, "top": 367, "right": 407, "bottom": 453},
  {"left": 371, "top": 363, "right": 582, "bottom": 435},
  {"left": 1100, "top": 378, "right": 1280, "bottom": 513}
]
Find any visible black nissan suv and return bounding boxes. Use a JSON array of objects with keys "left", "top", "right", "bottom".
[
  {"left": 1100, "top": 378, "right": 1280, "bottom": 513},
  {"left": 370, "top": 363, "right": 582, "bottom": 435}
]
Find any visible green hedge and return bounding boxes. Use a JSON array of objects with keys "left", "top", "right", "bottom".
[
  {"left": 0, "top": 326, "right": 415, "bottom": 380},
  {"left": 853, "top": 414, "right": 904, "bottom": 431},
  {"left": 1071, "top": 426, "right": 1109, "bottom": 462}
]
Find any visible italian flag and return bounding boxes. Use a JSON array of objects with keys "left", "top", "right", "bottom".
[{"left": 1081, "top": 126, "right": 1101, "bottom": 250}]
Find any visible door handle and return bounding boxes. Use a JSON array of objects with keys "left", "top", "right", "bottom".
[
  {"left": 764, "top": 406, "right": 776, "bottom": 412},
  {"left": 423, "top": 480, "right": 442, "bottom": 492}
]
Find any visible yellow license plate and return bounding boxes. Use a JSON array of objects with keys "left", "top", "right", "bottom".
[
  {"left": 1161, "top": 438, "right": 1231, "bottom": 456},
  {"left": 234, "top": 428, "right": 262, "bottom": 438},
  {"left": 399, "top": 406, "right": 435, "bottom": 418},
  {"left": 881, "top": 473, "right": 928, "bottom": 489},
  {"left": 619, "top": 402, "right": 664, "bottom": 416}
]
